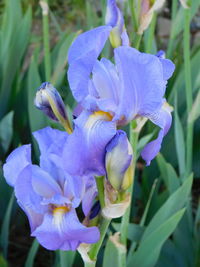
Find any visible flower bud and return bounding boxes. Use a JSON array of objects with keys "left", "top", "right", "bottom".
[
  {"left": 35, "top": 82, "right": 72, "bottom": 133},
  {"left": 105, "top": 130, "right": 133, "bottom": 192},
  {"left": 105, "top": 0, "right": 129, "bottom": 48},
  {"left": 138, "top": 0, "right": 165, "bottom": 35}
]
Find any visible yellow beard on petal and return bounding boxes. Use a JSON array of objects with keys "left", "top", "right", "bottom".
[
  {"left": 53, "top": 206, "right": 70, "bottom": 230},
  {"left": 85, "top": 111, "right": 113, "bottom": 130}
]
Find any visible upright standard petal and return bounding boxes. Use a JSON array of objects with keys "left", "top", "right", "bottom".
[
  {"left": 114, "top": 46, "right": 167, "bottom": 123},
  {"left": 141, "top": 102, "right": 172, "bottom": 165},
  {"left": 68, "top": 26, "right": 111, "bottom": 102},
  {"left": 63, "top": 110, "right": 116, "bottom": 176},
  {"left": 3, "top": 144, "right": 31, "bottom": 186}
]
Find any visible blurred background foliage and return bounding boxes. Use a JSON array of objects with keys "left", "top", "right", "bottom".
[{"left": 0, "top": 0, "right": 200, "bottom": 266}]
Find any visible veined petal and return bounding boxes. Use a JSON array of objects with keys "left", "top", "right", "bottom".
[
  {"left": 3, "top": 145, "right": 31, "bottom": 186},
  {"left": 114, "top": 46, "right": 166, "bottom": 123},
  {"left": 33, "top": 127, "right": 68, "bottom": 185},
  {"left": 31, "top": 165, "right": 62, "bottom": 198},
  {"left": 32, "top": 209, "right": 100, "bottom": 251},
  {"left": 15, "top": 165, "right": 46, "bottom": 214},
  {"left": 82, "top": 176, "right": 97, "bottom": 216},
  {"left": 156, "top": 50, "right": 175, "bottom": 80},
  {"left": 68, "top": 26, "right": 111, "bottom": 102},
  {"left": 141, "top": 102, "right": 172, "bottom": 165},
  {"left": 33, "top": 126, "right": 68, "bottom": 157},
  {"left": 63, "top": 110, "right": 116, "bottom": 176},
  {"left": 18, "top": 201, "right": 43, "bottom": 232}
]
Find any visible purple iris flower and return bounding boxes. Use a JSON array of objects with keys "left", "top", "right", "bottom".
[
  {"left": 3, "top": 127, "right": 99, "bottom": 251},
  {"left": 66, "top": 24, "right": 175, "bottom": 169}
]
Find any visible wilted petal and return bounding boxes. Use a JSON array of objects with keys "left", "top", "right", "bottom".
[
  {"left": 68, "top": 26, "right": 111, "bottom": 102},
  {"left": 106, "top": 130, "right": 133, "bottom": 191},
  {"left": 32, "top": 209, "right": 100, "bottom": 251},
  {"left": 114, "top": 46, "right": 166, "bottom": 123},
  {"left": 3, "top": 145, "right": 31, "bottom": 186},
  {"left": 63, "top": 110, "right": 116, "bottom": 176},
  {"left": 141, "top": 102, "right": 172, "bottom": 165}
]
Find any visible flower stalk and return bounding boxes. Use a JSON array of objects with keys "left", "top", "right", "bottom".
[
  {"left": 183, "top": 2, "right": 193, "bottom": 174},
  {"left": 40, "top": 0, "right": 51, "bottom": 81}
]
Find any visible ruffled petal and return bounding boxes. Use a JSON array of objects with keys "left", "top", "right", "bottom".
[
  {"left": 68, "top": 26, "right": 111, "bottom": 102},
  {"left": 114, "top": 46, "right": 166, "bottom": 123},
  {"left": 3, "top": 145, "right": 31, "bottom": 186},
  {"left": 32, "top": 209, "right": 100, "bottom": 251},
  {"left": 141, "top": 103, "right": 172, "bottom": 165},
  {"left": 63, "top": 110, "right": 116, "bottom": 176},
  {"left": 156, "top": 50, "right": 175, "bottom": 80},
  {"left": 33, "top": 126, "right": 68, "bottom": 158}
]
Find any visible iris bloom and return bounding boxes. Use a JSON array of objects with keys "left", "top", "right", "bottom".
[
  {"left": 65, "top": 24, "right": 175, "bottom": 175},
  {"left": 3, "top": 127, "right": 99, "bottom": 250}
]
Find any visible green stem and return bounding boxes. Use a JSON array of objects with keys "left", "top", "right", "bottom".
[
  {"left": 145, "top": 13, "right": 157, "bottom": 53},
  {"left": 88, "top": 217, "right": 111, "bottom": 261},
  {"left": 167, "top": 0, "right": 178, "bottom": 58},
  {"left": 135, "top": 34, "right": 142, "bottom": 50},
  {"left": 120, "top": 122, "right": 139, "bottom": 246},
  {"left": 95, "top": 177, "right": 105, "bottom": 208},
  {"left": 41, "top": 0, "right": 51, "bottom": 81},
  {"left": 183, "top": 5, "right": 193, "bottom": 174}
]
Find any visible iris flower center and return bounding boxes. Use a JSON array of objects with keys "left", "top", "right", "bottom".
[{"left": 53, "top": 206, "right": 70, "bottom": 229}]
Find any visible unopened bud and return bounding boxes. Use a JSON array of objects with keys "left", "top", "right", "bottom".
[
  {"left": 35, "top": 82, "right": 72, "bottom": 133},
  {"left": 106, "top": 0, "right": 129, "bottom": 48},
  {"left": 138, "top": 0, "right": 165, "bottom": 35},
  {"left": 105, "top": 130, "right": 133, "bottom": 192}
]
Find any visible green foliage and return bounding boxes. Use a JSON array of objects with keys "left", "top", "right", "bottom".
[{"left": 0, "top": 0, "right": 200, "bottom": 266}]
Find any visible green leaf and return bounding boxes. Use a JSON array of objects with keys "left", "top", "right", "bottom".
[
  {"left": 174, "top": 108, "right": 186, "bottom": 177},
  {"left": 112, "top": 223, "right": 144, "bottom": 243},
  {"left": 0, "top": 254, "right": 8, "bottom": 267},
  {"left": 0, "top": 6, "right": 32, "bottom": 118},
  {"left": 59, "top": 250, "right": 76, "bottom": 267},
  {"left": 25, "top": 239, "right": 39, "bottom": 267},
  {"left": 51, "top": 32, "right": 78, "bottom": 87},
  {"left": 188, "top": 89, "right": 200, "bottom": 123},
  {"left": 27, "top": 55, "right": 47, "bottom": 132},
  {"left": 128, "top": 209, "right": 185, "bottom": 267},
  {"left": 141, "top": 173, "right": 192, "bottom": 241},
  {"left": 103, "top": 233, "right": 126, "bottom": 267},
  {"left": 0, "top": 193, "right": 14, "bottom": 258},
  {"left": 0, "top": 111, "right": 14, "bottom": 153},
  {"left": 157, "top": 154, "right": 180, "bottom": 193}
]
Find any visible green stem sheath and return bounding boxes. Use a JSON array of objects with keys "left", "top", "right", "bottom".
[
  {"left": 89, "top": 218, "right": 111, "bottom": 261},
  {"left": 183, "top": 5, "right": 193, "bottom": 174},
  {"left": 41, "top": 0, "right": 51, "bottom": 81}
]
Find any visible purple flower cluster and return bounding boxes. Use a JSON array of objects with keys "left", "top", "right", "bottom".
[{"left": 3, "top": 0, "right": 174, "bottom": 252}]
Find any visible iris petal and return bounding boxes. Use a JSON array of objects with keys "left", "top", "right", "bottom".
[
  {"left": 3, "top": 144, "right": 31, "bottom": 186},
  {"left": 63, "top": 110, "right": 116, "bottom": 176},
  {"left": 32, "top": 209, "right": 100, "bottom": 251},
  {"left": 141, "top": 103, "right": 172, "bottom": 165},
  {"left": 114, "top": 46, "right": 166, "bottom": 123},
  {"left": 68, "top": 26, "right": 111, "bottom": 102}
]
